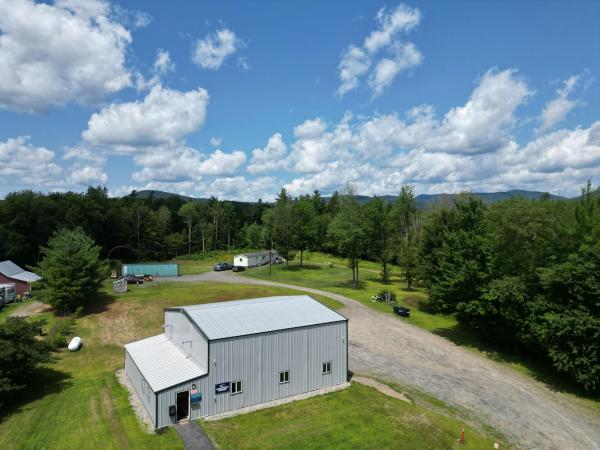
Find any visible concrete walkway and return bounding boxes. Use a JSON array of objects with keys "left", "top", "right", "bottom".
[
  {"left": 158, "top": 271, "right": 600, "bottom": 450},
  {"left": 174, "top": 421, "right": 214, "bottom": 450}
]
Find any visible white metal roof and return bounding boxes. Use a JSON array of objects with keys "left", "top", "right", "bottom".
[
  {"left": 178, "top": 295, "right": 347, "bottom": 340},
  {"left": 124, "top": 334, "right": 207, "bottom": 392},
  {"left": 235, "top": 251, "right": 278, "bottom": 257},
  {"left": 0, "top": 260, "right": 41, "bottom": 283}
]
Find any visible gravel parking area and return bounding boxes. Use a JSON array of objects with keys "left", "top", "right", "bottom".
[{"left": 159, "top": 272, "right": 600, "bottom": 450}]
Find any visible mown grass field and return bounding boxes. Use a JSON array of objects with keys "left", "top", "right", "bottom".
[
  {"left": 0, "top": 278, "right": 502, "bottom": 449},
  {"left": 0, "top": 281, "right": 341, "bottom": 450},
  {"left": 201, "top": 382, "right": 497, "bottom": 450},
  {"left": 246, "top": 255, "right": 456, "bottom": 333},
  {"left": 171, "top": 250, "right": 244, "bottom": 275}
]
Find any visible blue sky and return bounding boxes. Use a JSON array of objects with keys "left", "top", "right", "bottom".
[{"left": 1, "top": 0, "right": 599, "bottom": 200}]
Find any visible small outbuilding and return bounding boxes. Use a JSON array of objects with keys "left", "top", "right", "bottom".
[
  {"left": 0, "top": 260, "right": 41, "bottom": 295},
  {"left": 233, "top": 251, "right": 277, "bottom": 269},
  {"left": 124, "top": 295, "right": 348, "bottom": 428}
]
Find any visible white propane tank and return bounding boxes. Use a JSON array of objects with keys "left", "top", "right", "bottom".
[{"left": 68, "top": 336, "right": 82, "bottom": 351}]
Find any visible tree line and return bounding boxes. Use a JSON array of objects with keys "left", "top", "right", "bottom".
[
  {"left": 420, "top": 182, "right": 600, "bottom": 391},
  {"left": 1, "top": 182, "right": 599, "bottom": 391}
]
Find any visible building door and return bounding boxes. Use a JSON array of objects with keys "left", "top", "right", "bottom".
[{"left": 176, "top": 391, "right": 189, "bottom": 421}]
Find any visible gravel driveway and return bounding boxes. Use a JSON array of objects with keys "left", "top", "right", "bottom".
[{"left": 158, "top": 272, "right": 600, "bottom": 449}]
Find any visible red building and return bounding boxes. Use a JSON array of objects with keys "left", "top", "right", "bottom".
[{"left": 0, "top": 260, "right": 41, "bottom": 295}]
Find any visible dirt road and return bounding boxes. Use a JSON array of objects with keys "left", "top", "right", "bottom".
[{"left": 159, "top": 272, "right": 600, "bottom": 449}]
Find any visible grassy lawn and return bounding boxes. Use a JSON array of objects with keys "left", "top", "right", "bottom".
[
  {"left": 0, "top": 281, "right": 342, "bottom": 450},
  {"left": 201, "top": 382, "right": 499, "bottom": 449},
  {"left": 246, "top": 258, "right": 457, "bottom": 333},
  {"left": 171, "top": 250, "right": 245, "bottom": 274}
]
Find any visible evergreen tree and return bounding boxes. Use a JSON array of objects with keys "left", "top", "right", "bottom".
[
  {"left": 0, "top": 317, "right": 51, "bottom": 393},
  {"left": 36, "top": 228, "right": 104, "bottom": 313}
]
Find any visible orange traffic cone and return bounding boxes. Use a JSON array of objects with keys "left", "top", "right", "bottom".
[{"left": 458, "top": 428, "right": 465, "bottom": 444}]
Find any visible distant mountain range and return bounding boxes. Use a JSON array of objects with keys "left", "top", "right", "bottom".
[{"left": 129, "top": 189, "right": 570, "bottom": 209}]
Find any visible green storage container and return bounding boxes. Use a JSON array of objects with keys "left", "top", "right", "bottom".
[{"left": 122, "top": 263, "right": 179, "bottom": 277}]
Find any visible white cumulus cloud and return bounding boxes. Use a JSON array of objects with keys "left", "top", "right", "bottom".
[
  {"left": 0, "top": 0, "right": 134, "bottom": 112},
  {"left": 336, "top": 3, "right": 422, "bottom": 97},
  {"left": 369, "top": 42, "right": 422, "bottom": 97},
  {"left": 247, "top": 133, "right": 288, "bottom": 174},
  {"left": 538, "top": 75, "right": 581, "bottom": 132},
  {"left": 82, "top": 85, "right": 209, "bottom": 149},
  {"left": 0, "top": 136, "right": 61, "bottom": 183},
  {"left": 132, "top": 144, "right": 246, "bottom": 183},
  {"left": 192, "top": 28, "right": 241, "bottom": 70}
]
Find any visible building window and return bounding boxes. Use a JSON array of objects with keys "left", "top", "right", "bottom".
[
  {"left": 279, "top": 370, "right": 290, "bottom": 384},
  {"left": 231, "top": 380, "right": 243, "bottom": 394},
  {"left": 322, "top": 361, "right": 332, "bottom": 374}
]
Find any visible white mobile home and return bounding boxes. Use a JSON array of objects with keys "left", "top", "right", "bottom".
[
  {"left": 233, "top": 251, "right": 277, "bottom": 268},
  {"left": 124, "top": 295, "right": 348, "bottom": 428}
]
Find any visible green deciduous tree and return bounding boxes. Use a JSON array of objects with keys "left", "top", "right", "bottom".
[
  {"left": 363, "top": 197, "right": 393, "bottom": 282},
  {"left": 273, "top": 189, "right": 294, "bottom": 264},
  {"left": 392, "top": 186, "right": 420, "bottom": 288},
  {"left": 179, "top": 202, "right": 200, "bottom": 255},
  {"left": 292, "top": 196, "right": 317, "bottom": 267},
  {"left": 36, "top": 228, "right": 105, "bottom": 313},
  {"left": 327, "top": 183, "right": 364, "bottom": 289},
  {"left": 420, "top": 195, "right": 491, "bottom": 313}
]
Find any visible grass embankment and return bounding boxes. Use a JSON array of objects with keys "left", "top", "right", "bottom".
[
  {"left": 0, "top": 281, "right": 340, "bottom": 450},
  {"left": 201, "top": 382, "right": 496, "bottom": 449}
]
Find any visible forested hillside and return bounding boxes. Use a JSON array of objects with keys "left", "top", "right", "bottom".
[{"left": 1, "top": 182, "right": 598, "bottom": 390}]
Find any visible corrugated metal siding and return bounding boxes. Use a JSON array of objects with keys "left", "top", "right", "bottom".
[
  {"left": 154, "top": 321, "right": 347, "bottom": 427},
  {"left": 180, "top": 295, "right": 347, "bottom": 340},
  {"left": 125, "top": 350, "right": 156, "bottom": 427},
  {"left": 122, "top": 263, "right": 179, "bottom": 277},
  {"left": 165, "top": 310, "right": 208, "bottom": 372}
]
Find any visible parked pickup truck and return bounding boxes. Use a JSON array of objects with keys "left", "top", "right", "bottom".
[
  {"left": 213, "top": 262, "right": 233, "bottom": 271},
  {"left": 393, "top": 306, "right": 411, "bottom": 318}
]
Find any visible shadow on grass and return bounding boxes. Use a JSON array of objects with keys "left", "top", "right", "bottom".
[
  {"left": 0, "top": 366, "right": 72, "bottom": 423},
  {"left": 434, "top": 323, "right": 600, "bottom": 402},
  {"left": 402, "top": 296, "right": 437, "bottom": 314},
  {"left": 334, "top": 279, "right": 367, "bottom": 290},
  {"left": 80, "top": 291, "right": 116, "bottom": 317},
  {"left": 280, "top": 264, "right": 323, "bottom": 271}
]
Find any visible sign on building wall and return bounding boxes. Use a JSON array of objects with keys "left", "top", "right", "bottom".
[
  {"left": 215, "top": 382, "right": 230, "bottom": 394},
  {"left": 191, "top": 388, "right": 202, "bottom": 404}
]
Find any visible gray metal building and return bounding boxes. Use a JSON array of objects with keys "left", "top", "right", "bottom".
[{"left": 124, "top": 295, "right": 348, "bottom": 428}]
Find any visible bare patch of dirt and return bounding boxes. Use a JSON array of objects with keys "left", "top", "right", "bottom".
[
  {"left": 97, "top": 302, "right": 140, "bottom": 346},
  {"left": 10, "top": 301, "right": 51, "bottom": 318},
  {"left": 353, "top": 375, "right": 412, "bottom": 404}
]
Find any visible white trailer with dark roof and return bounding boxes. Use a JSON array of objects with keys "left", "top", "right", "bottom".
[
  {"left": 233, "top": 251, "right": 277, "bottom": 268},
  {"left": 124, "top": 295, "right": 348, "bottom": 429}
]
